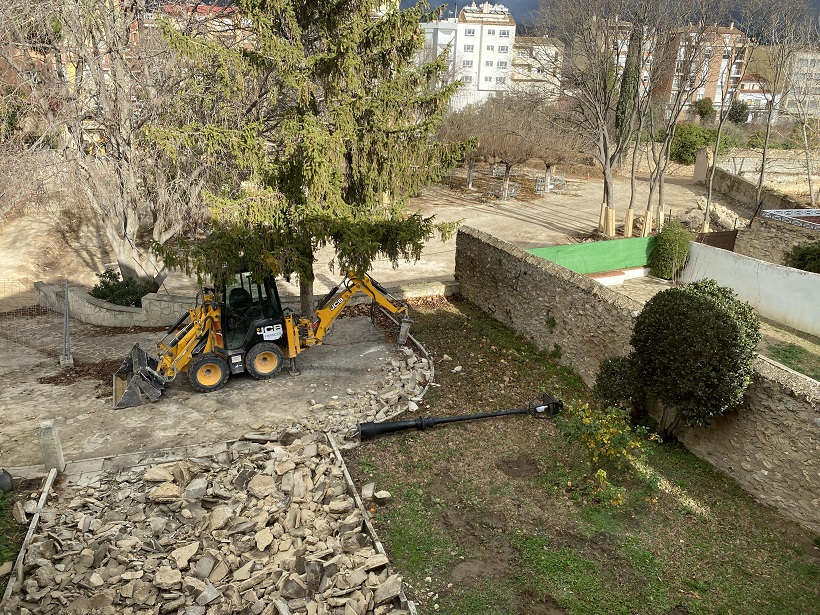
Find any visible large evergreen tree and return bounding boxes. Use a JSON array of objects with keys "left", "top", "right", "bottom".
[{"left": 154, "top": 1, "right": 465, "bottom": 313}]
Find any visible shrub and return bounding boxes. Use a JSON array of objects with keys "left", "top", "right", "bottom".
[
  {"left": 556, "top": 402, "right": 656, "bottom": 509},
  {"left": 747, "top": 131, "right": 765, "bottom": 149},
  {"left": 670, "top": 124, "right": 714, "bottom": 165},
  {"left": 784, "top": 240, "right": 820, "bottom": 274},
  {"left": 649, "top": 220, "right": 692, "bottom": 280},
  {"left": 630, "top": 279, "right": 761, "bottom": 432},
  {"left": 594, "top": 355, "right": 641, "bottom": 410},
  {"left": 693, "top": 97, "right": 715, "bottom": 122},
  {"left": 727, "top": 100, "right": 750, "bottom": 125},
  {"left": 89, "top": 267, "right": 154, "bottom": 307},
  {"left": 718, "top": 123, "right": 745, "bottom": 151}
]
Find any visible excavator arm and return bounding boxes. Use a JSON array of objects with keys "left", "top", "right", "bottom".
[{"left": 283, "top": 272, "right": 411, "bottom": 357}]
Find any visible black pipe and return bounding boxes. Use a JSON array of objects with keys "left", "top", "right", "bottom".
[{"left": 358, "top": 393, "right": 563, "bottom": 440}]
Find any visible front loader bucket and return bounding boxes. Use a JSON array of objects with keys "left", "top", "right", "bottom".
[{"left": 113, "top": 344, "right": 165, "bottom": 409}]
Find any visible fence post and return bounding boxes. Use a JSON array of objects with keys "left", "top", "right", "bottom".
[{"left": 59, "top": 278, "right": 73, "bottom": 368}]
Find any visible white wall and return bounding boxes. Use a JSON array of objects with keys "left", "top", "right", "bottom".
[{"left": 680, "top": 242, "right": 820, "bottom": 337}]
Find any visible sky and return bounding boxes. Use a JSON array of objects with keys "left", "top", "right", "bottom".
[{"left": 399, "top": 1, "right": 541, "bottom": 25}]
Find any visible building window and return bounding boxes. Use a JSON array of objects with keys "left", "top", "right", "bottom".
[
  {"left": 496, "top": 76, "right": 506, "bottom": 84},
  {"left": 487, "top": 45, "right": 494, "bottom": 51},
  {"left": 486, "top": 60, "right": 493, "bottom": 67},
  {"left": 497, "top": 61, "right": 508, "bottom": 69},
  {"left": 463, "top": 59, "right": 473, "bottom": 67},
  {"left": 484, "top": 76, "right": 493, "bottom": 82},
  {"left": 517, "top": 49, "right": 528, "bottom": 57},
  {"left": 499, "top": 45, "right": 509, "bottom": 53},
  {"left": 488, "top": 29, "right": 495, "bottom": 35},
  {"left": 499, "top": 29, "right": 510, "bottom": 37},
  {"left": 465, "top": 28, "right": 475, "bottom": 36},
  {"left": 464, "top": 44, "right": 474, "bottom": 52},
  {"left": 463, "top": 75, "right": 473, "bottom": 83}
]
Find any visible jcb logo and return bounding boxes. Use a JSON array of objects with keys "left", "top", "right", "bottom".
[{"left": 330, "top": 297, "right": 344, "bottom": 311}]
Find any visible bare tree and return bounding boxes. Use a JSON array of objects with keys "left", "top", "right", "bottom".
[
  {"left": 475, "top": 95, "right": 539, "bottom": 200},
  {"left": 782, "top": 28, "right": 820, "bottom": 207},
  {"left": 538, "top": 0, "right": 645, "bottom": 211},
  {"left": 635, "top": 0, "right": 733, "bottom": 236},
  {"left": 0, "top": 0, "right": 221, "bottom": 285},
  {"left": 701, "top": 0, "right": 784, "bottom": 230},
  {"left": 437, "top": 105, "right": 483, "bottom": 189},
  {"left": 748, "top": 0, "right": 814, "bottom": 220}
]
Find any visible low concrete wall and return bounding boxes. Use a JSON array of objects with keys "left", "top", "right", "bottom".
[
  {"left": 735, "top": 216, "right": 820, "bottom": 266},
  {"left": 35, "top": 283, "right": 196, "bottom": 327},
  {"left": 680, "top": 242, "right": 820, "bottom": 337},
  {"left": 456, "top": 226, "right": 820, "bottom": 533},
  {"left": 35, "top": 278, "right": 461, "bottom": 328},
  {"left": 455, "top": 227, "right": 642, "bottom": 386}
]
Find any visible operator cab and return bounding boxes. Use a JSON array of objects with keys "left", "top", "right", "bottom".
[{"left": 222, "top": 271, "right": 284, "bottom": 354}]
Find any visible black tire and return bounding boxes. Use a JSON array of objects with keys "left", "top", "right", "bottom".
[
  {"left": 245, "top": 342, "right": 285, "bottom": 379},
  {"left": 188, "top": 353, "right": 229, "bottom": 393}
]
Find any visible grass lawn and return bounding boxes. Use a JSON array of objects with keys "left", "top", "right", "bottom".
[
  {"left": 0, "top": 490, "right": 25, "bottom": 598},
  {"left": 346, "top": 297, "right": 820, "bottom": 615}
]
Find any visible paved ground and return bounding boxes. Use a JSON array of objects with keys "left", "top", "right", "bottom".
[{"left": 0, "top": 171, "right": 703, "bottom": 472}]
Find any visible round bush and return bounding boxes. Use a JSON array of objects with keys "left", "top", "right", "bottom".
[{"left": 630, "top": 279, "right": 760, "bottom": 428}]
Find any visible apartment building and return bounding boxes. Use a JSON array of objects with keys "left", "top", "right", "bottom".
[
  {"left": 610, "top": 21, "right": 749, "bottom": 117},
  {"left": 781, "top": 49, "right": 820, "bottom": 121},
  {"left": 420, "top": 2, "right": 516, "bottom": 110},
  {"left": 509, "top": 36, "right": 562, "bottom": 100}
]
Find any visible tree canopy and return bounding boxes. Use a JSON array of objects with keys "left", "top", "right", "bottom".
[{"left": 153, "top": 1, "right": 467, "bottom": 311}]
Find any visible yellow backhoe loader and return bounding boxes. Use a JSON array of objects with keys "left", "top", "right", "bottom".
[{"left": 113, "top": 272, "right": 412, "bottom": 409}]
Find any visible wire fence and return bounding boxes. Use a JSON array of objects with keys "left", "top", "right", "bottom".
[{"left": 0, "top": 279, "right": 63, "bottom": 360}]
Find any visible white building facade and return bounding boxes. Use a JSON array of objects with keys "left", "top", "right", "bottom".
[{"left": 420, "top": 2, "right": 516, "bottom": 111}]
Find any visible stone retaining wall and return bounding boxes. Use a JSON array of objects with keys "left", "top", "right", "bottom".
[
  {"left": 454, "top": 227, "right": 642, "bottom": 387},
  {"left": 735, "top": 216, "right": 820, "bottom": 266},
  {"left": 455, "top": 226, "right": 820, "bottom": 533},
  {"left": 673, "top": 357, "right": 820, "bottom": 533},
  {"left": 707, "top": 167, "right": 804, "bottom": 211}
]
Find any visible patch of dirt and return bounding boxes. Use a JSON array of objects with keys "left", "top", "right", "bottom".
[
  {"left": 36, "top": 358, "right": 124, "bottom": 398},
  {"left": 520, "top": 589, "right": 568, "bottom": 615},
  {"left": 451, "top": 546, "right": 514, "bottom": 584},
  {"left": 498, "top": 454, "right": 541, "bottom": 479}
]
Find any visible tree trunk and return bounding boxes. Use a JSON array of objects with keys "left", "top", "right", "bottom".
[
  {"left": 803, "top": 123, "right": 816, "bottom": 208},
  {"left": 466, "top": 160, "right": 474, "bottom": 189},
  {"left": 299, "top": 264, "right": 315, "bottom": 318},
  {"left": 751, "top": 104, "right": 775, "bottom": 222},
  {"left": 502, "top": 164, "right": 512, "bottom": 200}
]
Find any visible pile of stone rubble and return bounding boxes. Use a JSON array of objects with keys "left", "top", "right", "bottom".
[{"left": 4, "top": 433, "right": 409, "bottom": 615}]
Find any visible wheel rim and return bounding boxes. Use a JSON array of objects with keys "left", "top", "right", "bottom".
[
  {"left": 197, "top": 363, "right": 223, "bottom": 386},
  {"left": 253, "top": 351, "right": 279, "bottom": 374}
]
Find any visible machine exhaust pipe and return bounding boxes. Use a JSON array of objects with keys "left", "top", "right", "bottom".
[{"left": 358, "top": 393, "right": 563, "bottom": 440}]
